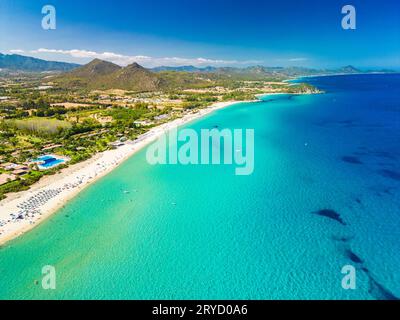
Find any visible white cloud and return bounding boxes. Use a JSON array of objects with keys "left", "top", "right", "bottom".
[
  {"left": 16, "top": 48, "right": 262, "bottom": 67},
  {"left": 9, "top": 49, "right": 25, "bottom": 54}
]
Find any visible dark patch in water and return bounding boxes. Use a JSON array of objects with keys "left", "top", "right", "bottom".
[
  {"left": 367, "top": 275, "right": 399, "bottom": 300},
  {"left": 369, "top": 185, "right": 396, "bottom": 197},
  {"left": 357, "top": 267, "right": 399, "bottom": 300},
  {"left": 331, "top": 235, "right": 353, "bottom": 243},
  {"left": 355, "top": 198, "right": 362, "bottom": 204},
  {"left": 312, "top": 209, "right": 346, "bottom": 225},
  {"left": 379, "top": 169, "right": 400, "bottom": 181},
  {"left": 383, "top": 187, "right": 395, "bottom": 195},
  {"left": 345, "top": 249, "right": 363, "bottom": 264},
  {"left": 342, "top": 156, "right": 363, "bottom": 164}
]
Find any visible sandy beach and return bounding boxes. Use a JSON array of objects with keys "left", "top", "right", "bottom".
[{"left": 0, "top": 100, "right": 248, "bottom": 245}]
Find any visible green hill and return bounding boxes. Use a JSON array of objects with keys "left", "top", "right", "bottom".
[
  {"left": 103, "top": 62, "right": 161, "bottom": 91},
  {"left": 66, "top": 58, "right": 121, "bottom": 77},
  {"left": 55, "top": 59, "right": 163, "bottom": 91}
]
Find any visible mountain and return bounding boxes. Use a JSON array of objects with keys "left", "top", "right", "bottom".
[
  {"left": 101, "top": 62, "right": 160, "bottom": 91},
  {"left": 0, "top": 53, "right": 80, "bottom": 72},
  {"left": 337, "top": 65, "right": 361, "bottom": 74},
  {"left": 56, "top": 59, "right": 161, "bottom": 91},
  {"left": 67, "top": 58, "right": 121, "bottom": 77}
]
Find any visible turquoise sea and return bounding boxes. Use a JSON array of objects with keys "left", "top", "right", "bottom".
[{"left": 0, "top": 74, "right": 399, "bottom": 299}]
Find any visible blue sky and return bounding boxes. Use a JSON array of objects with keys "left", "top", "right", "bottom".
[{"left": 0, "top": 0, "right": 399, "bottom": 68}]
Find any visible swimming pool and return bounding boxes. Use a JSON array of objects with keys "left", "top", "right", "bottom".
[{"left": 32, "top": 155, "right": 66, "bottom": 169}]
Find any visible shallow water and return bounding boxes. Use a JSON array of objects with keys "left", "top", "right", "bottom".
[{"left": 0, "top": 74, "right": 399, "bottom": 299}]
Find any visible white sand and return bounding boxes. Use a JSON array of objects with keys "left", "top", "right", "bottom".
[{"left": 0, "top": 101, "right": 245, "bottom": 245}]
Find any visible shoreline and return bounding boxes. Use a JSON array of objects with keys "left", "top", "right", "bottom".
[{"left": 0, "top": 99, "right": 252, "bottom": 246}]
